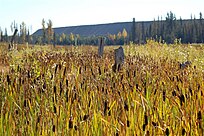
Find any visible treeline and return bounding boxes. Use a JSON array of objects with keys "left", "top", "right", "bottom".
[
  {"left": 35, "top": 11, "right": 204, "bottom": 45},
  {"left": 131, "top": 11, "right": 204, "bottom": 44},
  {"left": 0, "top": 21, "right": 31, "bottom": 44},
  {"left": 0, "top": 11, "right": 204, "bottom": 45}
]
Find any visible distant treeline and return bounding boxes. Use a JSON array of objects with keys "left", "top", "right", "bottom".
[
  {"left": 0, "top": 11, "right": 204, "bottom": 45},
  {"left": 131, "top": 11, "right": 204, "bottom": 44}
]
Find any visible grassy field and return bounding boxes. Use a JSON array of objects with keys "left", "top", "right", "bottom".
[{"left": 0, "top": 41, "right": 203, "bottom": 135}]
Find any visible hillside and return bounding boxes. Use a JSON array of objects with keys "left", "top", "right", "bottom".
[
  {"left": 33, "top": 22, "right": 134, "bottom": 37},
  {"left": 32, "top": 18, "right": 204, "bottom": 44}
]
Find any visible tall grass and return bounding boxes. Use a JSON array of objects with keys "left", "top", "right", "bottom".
[{"left": 0, "top": 43, "right": 203, "bottom": 135}]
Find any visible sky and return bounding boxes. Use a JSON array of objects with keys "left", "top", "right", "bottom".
[{"left": 0, "top": 0, "right": 203, "bottom": 35}]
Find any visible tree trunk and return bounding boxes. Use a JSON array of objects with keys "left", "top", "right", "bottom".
[
  {"left": 112, "top": 46, "right": 125, "bottom": 72},
  {"left": 8, "top": 29, "right": 18, "bottom": 50},
  {"left": 98, "top": 37, "right": 104, "bottom": 57}
]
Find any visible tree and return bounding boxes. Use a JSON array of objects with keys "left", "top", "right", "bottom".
[
  {"left": 199, "top": 12, "right": 203, "bottom": 42},
  {"left": 165, "top": 11, "right": 176, "bottom": 43},
  {"left": 131, "top": 18, "right": 136, "bottom": 43},
  {"left": 10, "top": 21, "right": 18, "bottom": 43},
  {"left": 47, "top": 19, "right": 53, "bottom": 44},
  {"left": 42, "top": 18, "right": 46, "bottom": 44},
  {"left": 20, "top": 22, "right": 27, "bottom": 43},
  {"left": 60, "top": 33, "right": 67, "bottom": 44},
  {"left": 122, "top": 28, "right": 128, "bottom": 39},
  {"left": 122, "top": 28, "right": 128, "bottom": 44},
  {"left": 69, "top": 33, "right": 74, "bottom": 44}
]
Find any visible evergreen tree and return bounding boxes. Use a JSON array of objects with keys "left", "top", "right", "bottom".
[{"left": 131, "top": 18, "right": 136, "bottom": 43}]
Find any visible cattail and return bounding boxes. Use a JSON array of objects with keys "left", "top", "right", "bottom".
[
  {"left": 59, "top": 64, "right": 62, "bottom": 70},
  {"left": 134, "top": 70, "right": 136, "bottom": 77},
  {"left": 7, "top": 75, "right": 10, "bottom": 85},
  {"left": 27, "top": 70, "right": 30, "bottom": 78},
  {"left": 127, "top": 70, "right": 130, "bottom": 77},
  {"left": 163, "top": 91, "right": 166, "bottom": 102},
  {"left": 172, "top": 76, "right": 175, "bottom": 82},
  {"left": 63, "top": 67, "right": 66, "bottom": 76},
  {"left": 91, "top": 68, "right": 94, "bottom": 75},
  {"left": 152, "top": 122, "right": 157, "bottom": 127},
  {"left": 24, "top": 100, "right": 27, "bottom": 107},
  {"left": 69, "top": 116, "right": 73, "bottom": 129},
  {"left": 15, "top": 109, "right": 19, "bottom": 115},
  {"left": 74, "top": 125, "right": 77, "bottom": 131},
  {"left": 74, "top": 92, "right": 77, "bottom": 100},
  {"left": 197, "top": 111, "right": 202, "bottom": 120},
  {"left": 60, "top": 82, "right": 63, "bottom": 96},
  {"left": 118, "top": 91, "right": 121, "bottom": 96},
  {"left": 172, "top": 91, "right": 176, "bottom": 96},
  {"left": 66, "top": 79, "right": 68, "bottom": 87},
  {"left": 143, "top": 124, "right": 146, "bottom": 131},
  {"left": 81, "top": 82, "right": 84, "bottom": 88},
  {"left": 98, "top": 66, "right": 101, "bottom": 75},
  {"left": 127, "top": 120, "right": 130, "bottom": 127},
  {"left": 17, "top": 65, "right": 20, "bottom": 72},
  {"left": 165, "top": 128, "right": 170, "bottom": 136},
  {"left": 136, "top": 84, "right": 139, "bottom": 90},
  {"left": 179, "top": 94, "right": 185, "bottom": 106},
  {"left": 144, "top": 87, "right": 147, "bottom": 96},
  {"left": 37, "top": 116, "right": 40, "bottom": 123},
  {"left": 34, "top": 78, "right": 36, "bottom": 84},
  {"left": 122, "top": 84, "right": 125, "bottom": 91},
  {"left": 144, "top": 114, "right": 148, "bottom": 125},
  {"left": 52, "top": 125, "right": 55, "bottom": 132},
  {"left": 51, "top": 74, "right": 53, "bottom": 80},
  {"left": 146, "top": 131, "right": 150, "bottom": 136},
  {"left": 43, "top": 82, "right": 46, "bottom": 89},
  {"left": 197, "top": 84, "right": 200, "bottom": 91},
  {"left": 88, "top": 100, "right": 91, "bottom": 107},
  {"left": 121, "top": 74, "right": 124, "bottom": 81},
  {"left": 189, "top": 87, "right": 192, "bottom": 96},
  {"left": 79, "top": 67, "right": 81, "bottom": 74},
  {"left": 54, "top": 105, "right": 57, "bottom": 113},
  {"left": 182, "top": 128, "right": 185, "bottom": 135},
  {"left": 55, "top": 64, "right": 58, "bottom": 74},
  {"left": 83, "top": 114, "right": 89, "bottom": 121},
  {"left": 54, "top": 86, "right": 57, "bottom": 94},
  {"left": 176, "top": 85, "right": 179, "bottom": 91},
  {"left": 65, "top": 90, "right": 68, "bottom": 102},
  {"left": 102, "top": 87, "right": 104, "bottom": 92},
  {"left": 124, "top": 102, "right": 129, "bottom": 111},
  {"left": 104, "top": 101, "right": 108, "bottom": 115}
]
